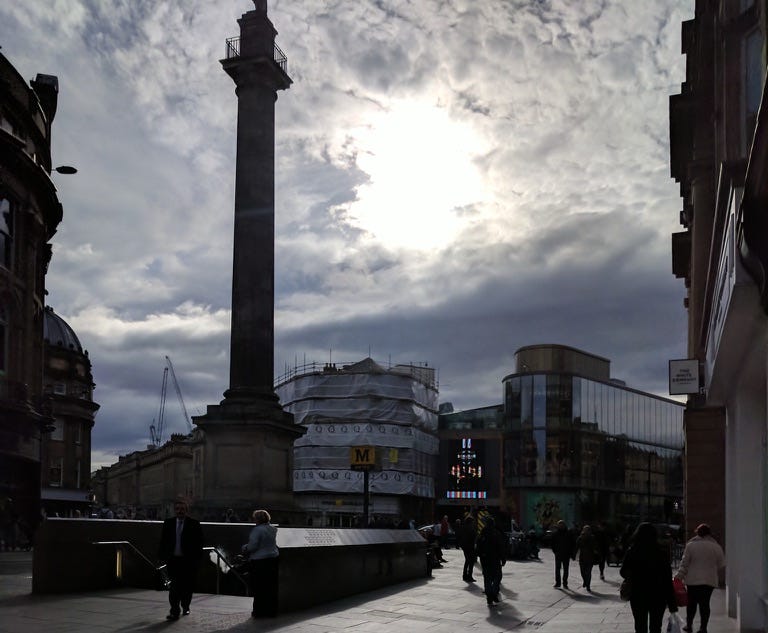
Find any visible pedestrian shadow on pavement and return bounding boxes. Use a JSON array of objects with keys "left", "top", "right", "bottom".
[
  {"left": 558, "top": 587, "right": 623, "bottom": 603},
  {"left": 485, "top": 598, "right": 523, "bottom": 628}
]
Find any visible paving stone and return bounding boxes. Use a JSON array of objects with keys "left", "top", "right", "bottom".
[{"left": 0, "top": 549, "right": 739, "bottom": 632}]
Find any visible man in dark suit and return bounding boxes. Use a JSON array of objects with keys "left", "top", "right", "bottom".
[
  {"left": 551, "top": 519, "right": 575, "bottom": 589},
  {"left": 158, "top": 496, "right": 204, "bottom": 620}
]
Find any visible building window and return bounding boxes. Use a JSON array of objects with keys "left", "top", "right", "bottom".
[
  {"left": 50, "top": 420, "right": 64, "bottom": 441},
  {"left": 75, "top": 460, "right": 81, "bottom": 488},
  {"left": 0, "top": 111, "right": 24, "bottom": 140},
  {"left": 0, "top": 197, "right": 13, "bottom": 270},
  {"left": 53, "top": 382, "right": 66, "bottom": 395},
  {"left": 74, "top": 423, "right": 82, "bottom": 444},
  {"left": 49, "top": 457, "right": 63, "bottom": 487}
]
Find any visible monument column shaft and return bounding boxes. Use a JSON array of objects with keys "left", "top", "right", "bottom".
[{"left": 230, "top": 82, "right": 277, "bottom": 395}]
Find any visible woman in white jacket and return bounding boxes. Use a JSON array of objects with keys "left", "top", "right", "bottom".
[
  {"left": 674, "top": 524, "right": 725, "bottom": 633},
  {"left": 242, "top": 509, "right": 279, "bottom": 618}
]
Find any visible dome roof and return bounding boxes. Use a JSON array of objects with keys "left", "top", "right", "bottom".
[{"left": 43, "top": 306, "right": 83, "bottom": 353}]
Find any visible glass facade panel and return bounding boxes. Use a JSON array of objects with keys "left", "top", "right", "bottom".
[
  {"left": 506, "top": 377, "right": 521, "bottom": 430},
  {"left": 572, "top": 377, "right": 581, "bottom": 425},
  {"left": 532, "top": 375, "right": 546, "bottom": 428},
  {"left": 521, "top": 375, "right": 532, "bottom": 428},
  {"left": 501, "top": 370, "right": 684, "bottom": 527},
  {"left": 546, "top": 374, "right": 572, "bottom": 428}
]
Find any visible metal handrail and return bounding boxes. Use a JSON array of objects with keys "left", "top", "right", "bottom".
[
  {"left": 92, "top": 541, "right": 249, "bottom": 596},
  {"left": 225, "top": 36, "right": 240, "bottom": 59},
  {"left": 203, "top": 546, "right": 249, "bottom": 596},
  {"left": 224, "top": 35, "right": 288, "bottom": 74},
  {"left": 93, "top": 540, "right": 157, "bottom": 569}
]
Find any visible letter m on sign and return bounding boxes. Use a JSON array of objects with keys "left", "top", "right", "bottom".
[{"left": 350, "top": 446, "right": 375, "bottom": 470}]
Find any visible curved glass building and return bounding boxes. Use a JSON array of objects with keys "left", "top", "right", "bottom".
[
  {"left": 438, "top": 345, "right": 684, "bottom": 532},
  {"left": 502, "top": 345, "right": 684, "bottom": 529}
]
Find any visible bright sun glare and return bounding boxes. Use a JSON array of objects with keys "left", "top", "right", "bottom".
[{"left": 344, "top": 101, "right": 487, "bottom": 251}]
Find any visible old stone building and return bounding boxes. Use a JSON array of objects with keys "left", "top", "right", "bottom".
[
  {"left": 670, "top": 1, "right": 768, "bottom": 629},
  {"left": 0, "top": 51, "right": 63, "bottom": 540},
  {"left": 40, "top": 307, "right": 99, "bottom": 517},
  {"left": 91, "top": 435, "right": 195, "bottom": 520}
]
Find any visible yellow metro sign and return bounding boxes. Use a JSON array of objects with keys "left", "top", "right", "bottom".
[{"left": 350, "top": 446, "right": 375, "bottom": 470}]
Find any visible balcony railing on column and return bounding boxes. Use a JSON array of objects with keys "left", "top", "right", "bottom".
[{"left": 224, "top": 36, "right": 288, "bottom": 73}]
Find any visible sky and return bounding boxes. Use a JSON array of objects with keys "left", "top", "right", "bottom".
[{"left": 1, "top": 0, "right": 691, "bottom": 470}]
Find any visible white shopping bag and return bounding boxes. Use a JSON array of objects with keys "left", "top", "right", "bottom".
[{"left": 666, "top": 612, "right": 682, "bottom": 633}]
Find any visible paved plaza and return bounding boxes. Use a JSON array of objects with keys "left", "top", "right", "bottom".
[{"left": 0, "top": 548, "right": 737, "bottom": 632}]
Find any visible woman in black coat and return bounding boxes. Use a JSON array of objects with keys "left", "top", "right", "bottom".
[{"left": 620, "top": 522, "right": 678, "bottom": 633}]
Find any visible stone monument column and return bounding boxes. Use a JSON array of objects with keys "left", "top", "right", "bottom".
[{"left": 192, "top": 0, "right": 304, "bottom": 519}]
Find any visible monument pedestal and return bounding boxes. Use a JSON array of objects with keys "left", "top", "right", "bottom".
[{"left": 193, "top": 399, "right": 304, "bottom": 519}]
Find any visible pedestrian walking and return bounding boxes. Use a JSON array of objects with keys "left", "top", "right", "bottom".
[
  {"left": 458, "top": 515, "right": 478, "bottom": 582},
  {"left": 551, "top": 519, "right": 574, "bottom": 588},
  {"left": 573, "top": 525, "right": 598, "bottom": 591},
  {"left": 675, "top": 523, "right": 725, "bottom": 633},
  {"left": 439, "top": 515, "right": 450, "bottom": 549},
  {"left": 620, "top": 522, "right": 678, "bottom": 633},
  {"left": 242, "top": 508, "right": 280, "bottom": 618},
  {"left": 157, "top": 496, "right": 204, "bottom": 621},
  {"left": 594, "top": 522, "right": 609, "bottom": 580},
  {"left": 476, "top": 516, "right": 507, "bottom": 606}
]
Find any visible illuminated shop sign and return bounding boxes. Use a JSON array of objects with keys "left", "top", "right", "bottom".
[
  {"left": 445, "top": 438, "right": 488, "bottom": 499},
  {"left": 446, "top": 491, "right": 487, "bottom": 499}
]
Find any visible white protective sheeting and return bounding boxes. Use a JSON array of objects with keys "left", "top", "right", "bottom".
[
  {"left": 293, "top": 423, "right": 439, "bottom": 453},
  {"left": 293, "top": 469, "right": 435, "bottom": 497},
  {"left": 278, "top": 371, "right": 438, "bottom": 432},
  {"left": 276, "top": 361, "right": 439, "bottom": 500}
]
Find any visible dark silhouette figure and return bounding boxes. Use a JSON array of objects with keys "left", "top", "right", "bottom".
[
  {"left": 551, "top": 519, "right": 574, "bottom": 588},
  {"left": 476, "top": 516, "right": 507, "bottom": 606},
  {"left": 458, "top": 516, "right": 478, "bottom": 582},
  {"left": 594, "top": 522, "right": 609, "bottom": 579},
  {"left": 573, "top": 525, "right": 598, "bottom": 591},
  {"left": 620, "top": 523, "right": 678, "bottom": 633},
  {"left": 157, "top": 497, "right": 204, "bottom": 620}
]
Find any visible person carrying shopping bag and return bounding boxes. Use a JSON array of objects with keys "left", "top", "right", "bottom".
[{"left": 674, "top": 523, "right": 725, "bottom": 633}]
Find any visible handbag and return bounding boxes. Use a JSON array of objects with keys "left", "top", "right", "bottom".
[
  {"left": 666, "top": 612, "right": 682, "bottom": 633},
  {"left": 619, "top": 578, "right": 631, "bottom": 601},
  {"left": 673, "top": 578, "right": 688, "bottom": 606}
]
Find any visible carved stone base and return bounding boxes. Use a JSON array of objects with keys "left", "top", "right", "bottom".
[{"left": 192, "top": 398, "right": 305, "bottom": 519}]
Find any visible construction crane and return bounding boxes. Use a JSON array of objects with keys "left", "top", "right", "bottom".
[{"left": 149, "top": 356, "right": 193, "bottom": 447}]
